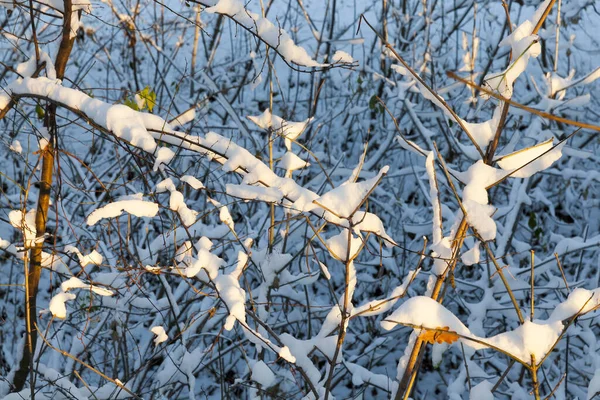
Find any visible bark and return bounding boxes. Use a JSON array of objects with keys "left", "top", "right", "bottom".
[{"left": 12, "top": 0, "right": 75, "bottom": 392}]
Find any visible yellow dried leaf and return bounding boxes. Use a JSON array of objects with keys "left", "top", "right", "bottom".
[{"left": 419, "top": 326, "right": 460, "bottom": 345}]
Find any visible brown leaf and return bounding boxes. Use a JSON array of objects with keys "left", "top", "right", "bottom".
[{"left": 419, "top": 326, "right": 460, "bottom": 345}]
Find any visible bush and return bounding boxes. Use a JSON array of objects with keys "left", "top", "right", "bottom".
[{"left": 0, "top": 0, "right": 599, "bottom": 398}]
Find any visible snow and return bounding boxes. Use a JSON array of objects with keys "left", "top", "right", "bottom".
[
  {"left": 463, "top": 200, "right": 497, "bottom": 241},
  {"left": 461, "top": 241, "right": 480, "bottom": 266},
  {"left": 547, "top": 70, "right": 576, "bottom": 97},
  {"left": 501, "top": 320, "right": 562, "bottom": 363},
  {"left": 34, "top": 0, "right": 91, "bottom": 38},
  {"left": 551, "top": 234, "right": 600, "bottom": 258},
  {"left": 0, "top": 0, "right": 596, "bottom": 397},
  {"left": 16, "top": 51, "right": 56, "bottom": 80},
  {"left": 483, "top": 20, "right": 541, "bottom": 98},
  {"left": 580, "top": 66, "right": 600, "bottom": 86},
  {"left": 496, "top": 139, "right": 565, "bottom": 178},
  {"left": 170, "top": 107, "right": 197, "bottom": 128},
  {"left": 325, "top": 230, "right": 363, "bottom": 262},
  {"left": 145, "top": 265, "right": 161, "bottom": 273},
  {"left": 278, "top": 151, "right": 309, "bottom": 175},
  {"left": 48, "top": 292, "right": 76, "bottom": 319},
  {"left": 134, "top": 93, "right": 145, "bottom": 110},
  {"left": 149, "top": 220, "right": 230, "bottom": 257},
  {"left": 381, "top": 296, "right": 471, "bottom": 335},
  {"left": 87, "top": 193, "right": 159, "bottom": 225},
  {"left": 64, "top": 245, "right": 103, "bottom": 267},
  {"left": 88, "top": 379, "right": 134, "bottom": 400},
  {"left": 278, "top": 332, "right": 334, "bottom": 388},
  {"left": 226, "top": 184, "right": 284, "bottom": 203},
  {"left": 346, "top": 361, "right": 396, "bottom": 391},
  {"left": 425, "top": 152, "right": 442, "bottom": 244},
  {"left": 208, "top": 197, "right": 235, "bottom": 232},
  {"left": 458, "top": 161, "right": 505, "bottom": 241},
  {"left": 205, "top": 0, "right": 324, "bottom": 67},
  {"left": 156, "top": 180, "right": 198, "bottom": 226},
  {"left": 459, "top": 105, "right": 503, "bottom": 148},
  {"left": 176, "top": 238, "right": 223, "bottom": 280},
  {"left": 169, "top": 191, "right": 198, "bottom": 226},
  {"left": 0, "top": 77, "right": 157, "bottom": 152},
  {"left": 153, "top": 147, "right": 176, "bottom": 171},
  {"left": 59, "top": 276, "right": 114, "bottom": 296},
  {"left": 331, "top": 50, "right": 354, "bottom": 64},
  {"left": 351, "top": 211, "right": 396, "bottom": 245},
  {"left": 314, "top": 166, "right": 389, "bottom": 218},
  {"left": 248, "top": 109, "right": 313, "bottom": 150},
  {"left": 318, "top": 261, "right": 331, "bottom": 280},
  {"left": 460, "top": 161, "right": 504, "bottom": 204},
  {"left": 277, "top": 346, "right": 296, "bottom": 363},
  {"left": 8, "top": 209, "right": 37, "bottom": 247},
  {"left": 156, "top": 177, "right": 177, "bottom": 193},
  {"left": 38, "top": 138, "right": 49, "bottom": 151},
  {"left": 214, "top": 272, "right": 246, "bottom": 330},
  {"left": 352, "top": 269, "right": 419, "bottom": 317},
  {"left": 588, "top": 369, "right": 600, "bottom": 400},
  {"left": 460, "top": 31, "right": 479, "bottom": 74},
  {"left": 548, "top": 287, "right": 600, "bottom": 322},
  {"left": 382, "top": 296, "right": 565, "bottom": 364},
  {"left": 9, "top": 140, "right": 22, "bottom": 153},
  {"left": 48, "top": 274, "right": 114, "bottom": 319},
  {"left": 41, "top": 252, "right": 69, "bottom": 273},
  {"left": 391, "top": 64, "right": 408, "bottom": 76},
  {"left": 424, "top": 151, "right": 461, "bottom": 277},
  {"left": 470, "top": 380, "right": 494, "bottom": 400},
  {"left": 151, "top": 326, "right": 169, "bottom": 346},
  {"left": 150, "top": 130, "right": 393, "bottom": 243},
  {"left": 105, "top": 105, "right": 158, "bottom": 151},
  {"left": 0, "top": 234, "right": 70, "bottom": 274},
  {"left": 251, "top": 360, "right": 275, "bottom": 388},
  {"left": 181, "top": 175, "right": 205, "bottom": 190}
]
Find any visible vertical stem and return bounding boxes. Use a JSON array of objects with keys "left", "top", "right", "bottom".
[
  {"left": 382, "top": 0, "right": 388, "bottom": 48},
  {"left": 323, "top": 226, "right": 354, "bottom": 400},
  {"left": 12, "top": 0, "right": 75, "bottom": 391},
  {"left": 533, "top": 0, "right": 557, "bottom": 35},
  {"left": 482, "top": 241, "right": 524, "bottom": 324},
  {"left": 395, "top": 218, "right": 469, "bottom": 399},
  {"left": 190, "top": 5, "right": 201, "bottom": 96},
  {"left": 553, "top": 0, "right": 562, "bottom": 73},
  {"left": 27, "top": 0, "right": 40, "bottom": 63},
  {"left": 395, "top": 2, "right": 558, "bottom": 398},
  {"left": 531, "top": 355, "right": 540, "bottom": 400},
  {"left": 268, "top": 56, "right": 275, "bottom": 252},
  {"left": 13, "top": 140, "right": 54, "bottom": 394},
  {"left": 530, "top": 250, "right": 535, "bottom": 321},
  {"left": 309, "top": 0, "right": 336, "bottom": 118},
  {"left": 23, "top": 250, "right": 35, "bottom": 399},
  {"left": 469, "top": 2, "right": 477, "bottom": 100},
  {"left": 565, "top": 335, "right": 569, "bottom": 397},
  {"left": 261, "top": 0, "right": 276, "bottom": 252}
]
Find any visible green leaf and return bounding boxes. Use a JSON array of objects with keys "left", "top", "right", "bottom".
[
  {"left": 535, "top": 227, "right": 543, "bottom": 239},
  {"left": 139, "top": 86, "right": 157, "bottom": 112},
  {"left": 124, "top": 98, "right": 139, "bottom": 111},
  {"left": 528, "top": 212, "right": 537, "bottom": 230},
  {"left": 369, "top": 94, "right": 377, "bottom": 110},
  {"left": 35, "top": 104, "right": 45, "bottom": 120}
]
